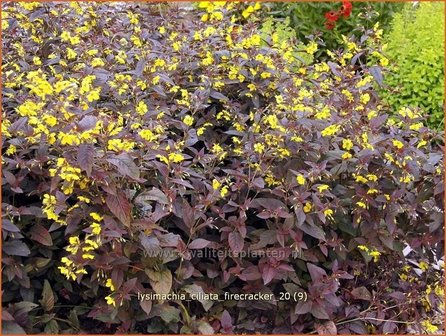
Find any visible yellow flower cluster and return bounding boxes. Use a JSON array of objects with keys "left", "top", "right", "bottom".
[
  {"left": 241, "top": 2, "right": 261, "bottom": 19},
  {"left": 25, "top": 71, "right": 53, "bottom": 99},
  {"left": 421, "top": 320, "right": 438, "bottom": 333},
  {"left": 107, "top": 139, "right": 136, "bottom": 152},
  {"left": 321, "top": 124, "right": 341, "bottom": 137},
  {"left": 16, "top": 101, "right": 44, "bottom": 117},
  {"left": 212, "top": 178, "right": 231, "bottom": 198},
  {"left": 42, "top": 194, "right": 64, "bottom": 224},
  {"left": 357, "top": 245, "right": 381, "bottom": 262},
  {"left": 156, "top": 144, "right": 185, "bottom": 165},
  {"left": 58, "top": 212, "right": 103, "bottom": 281},
  {"left": 105, "top": 278, "right": 117, "bottom": 307},
  {"left": 49, "top": 158, "right": 89, "bottom": 195}
]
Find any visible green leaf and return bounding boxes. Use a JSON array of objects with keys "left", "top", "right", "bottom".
[
  {"left": 146, "top": 268, "right": 172, "bottom": 295},
  {"left": 40, "top": 280, "right": 55, "bottom": 312},
  {"left": 158, "top": 304, "right": 180, "bottom": 324},
  {"left": 44, "top": 320, "right": 59, "bottom": 334}
]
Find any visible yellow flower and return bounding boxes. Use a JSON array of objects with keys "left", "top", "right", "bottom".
[
  {"left": 16, "top": 101, "right": 43, "bottom": 117},
  {"left": 254, "top": 143, "right": 265, "bottom": 154},
  {"left": 212, "top": 179, "right": 221, "bottom": 190},
  {"left": 74, "top": 196, "right": 89, "bottom": 205},
  {"left": 139, "top": 129, "right": 158, "bottom": 142},
  {"left": 82, "top": 253, "right": 95, "bottom": 260},
  {"left": 86, "top": 88, "right": 101, "bottom": 102},
  {"left": 342, "top": 139, "right": 353, "bottom": 151},
  {"left": 42, "top": 115, "right": 57, "bottom": 127},
  {"left": 399, "top": 273, "right": 408, "bottom": 281},
  {"left": 260, "top": 72, "right": 271, "bottom": 79},
  {"left": 421, "top": 320, "right": 438, "bottom": 333},
  {"left": 296, "top": 174, "right": 305, "bottom": 186},
  {"left": 241, "top": 4, "right": 260, "bottom": 19},
  {"left": 321, "top": 124, "right": 341, "bottom": 137},
  {"left": 33, "top": 56, "right": 42, "bottom": 65},
  {"left": 367, "top": 110, "right": 378, "bottom": 120},
  {"left": 357, "top": 245, "right": 369, "bottom": 252},
  {"left": 220, "top": 185, "right": 229, "bottom": 197},
  {"left": 136, "top": 101, "right": 148, "bottom": 115},
  {"left": 107, "top": 139, "right": 135, "bottom": 152},
  {"left": 83, "top": 237, "right": 98, "bottom": 248},
  {"left": 342, "top": 152, "right": 352, "bottom": 160},
  {"left": 58, "top": 132, "right": 81, "bottom": 146},
  {"left": 5, "top": 144, "right": 17, "bottom": 156},
  {"left": 211, "top": 143, "right": 224, "bottom": 154},
  {"left": 409, "top": 122, "right": 423, "bottom": 131},
  {"left": 392, "top": 140, "right": 404, "bottom": 149},
  {"left": 360, "top": 93, "right": 370, "bottom": 105},
  {"left": 90, "top": 223, "right": 101, "bottom": 235},
  {"left": 67, "top": 48, "right": 77, "bottom": 60},
  {"left": 168, "top": 153, "right": 185, "bottom": 163},
  {"left": 303, "top": 202, "right": 312, "bottom": 213},
  {"left": 369, "top": 250, "right": 381, "bottom": 262},
  {"left": 197, "top": 127, "right": 206, "bottom": 136},
  {"left": 324, "top": 209, "right": 334, "bottom": 220},
  {"left": 106, "top": 279, "right": 115, "bottom": 291},
  {"left": 183, "top": 115, "right": 194, "bottom": 126},
  {"left": 419, "top": 261, "right": 429, "bottom": 272},
  {"left": 105, "top": 295, "right": 116, "bottom": 307},
  {"left": 417, "top": 140, "right": 427, "bottom": 148},
  {"left": 91, "top": 58, "right": 105, "bottom": 67},
  {"left": 341, "top": 89, "right": 354, "bottom": 102},
  {"left": 305, "top": 41, "right": 318, "bottom": 55},
  {"left": 356, "top": 201, "right": 367, "bottom": 209},
  {"left": 317, "top": 184, "right": 330, "bottom": 193},
  {"left": 89, "top": 212, "right": 103, "bottom": 222},
  {"left": 61, "top": 258, "right": 73, "bottom": 268}
]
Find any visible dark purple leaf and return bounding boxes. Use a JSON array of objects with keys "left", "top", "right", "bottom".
[
  {"left": 307, "top": 263, "right": 327, "bottom": 281},
  {"left": 262, "top": 264, "right": 277, "bottom": 285},
  {"left": 30, "top": 224, "right": 52, "bottom": 246},
  {"left": 189, "top": 238, "right": 210, "bottom": 249},
  {"left": 77, "top": 144, "right": 94, "bottom": 176},
  {"left": 351, "top": 287, "right": 372, "bottom": 301},
  {"left": 107, "top": 153, "right": 141, "bottom": 181},
  {"left": 228, "top": 231, "right": 244, "bottom": 253},
  {"left": 3, "top": 240, "right": 30, "bottom": 256},
  {"left": 106, "top": 192, "right": 131, "bottom": 227}
]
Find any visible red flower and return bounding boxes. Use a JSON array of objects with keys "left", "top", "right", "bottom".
[
  {"left": 324, "top": 11, "right": 340, "bottom": 22},
  {"left": 325, "top": 21, "right": 336, "bottom": 30},
  {"left": 340, "top": 1, "right": 352, "bottom": 18}
]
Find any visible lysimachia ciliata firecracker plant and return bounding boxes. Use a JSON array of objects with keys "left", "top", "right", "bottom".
[{"left": 1, "top": 1, "right": 444, "bottom": 334}]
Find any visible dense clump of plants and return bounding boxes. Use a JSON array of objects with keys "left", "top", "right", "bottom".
[
  {"left": 381, "top": 1, "right": 445, "bottom": 129},
  {"left": 2, "top": 2, "right": 444, "bottom": 334}
]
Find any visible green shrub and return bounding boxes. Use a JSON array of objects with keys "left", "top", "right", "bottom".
[
  {"left": 265, "top": 1, "right": 404, "bottom": 59},
  {"left": 382, "top": 2, "right": 445, "bottom": 129},
  {"left": 1, "top": 1, "right": 444, "bottom": 334}
]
